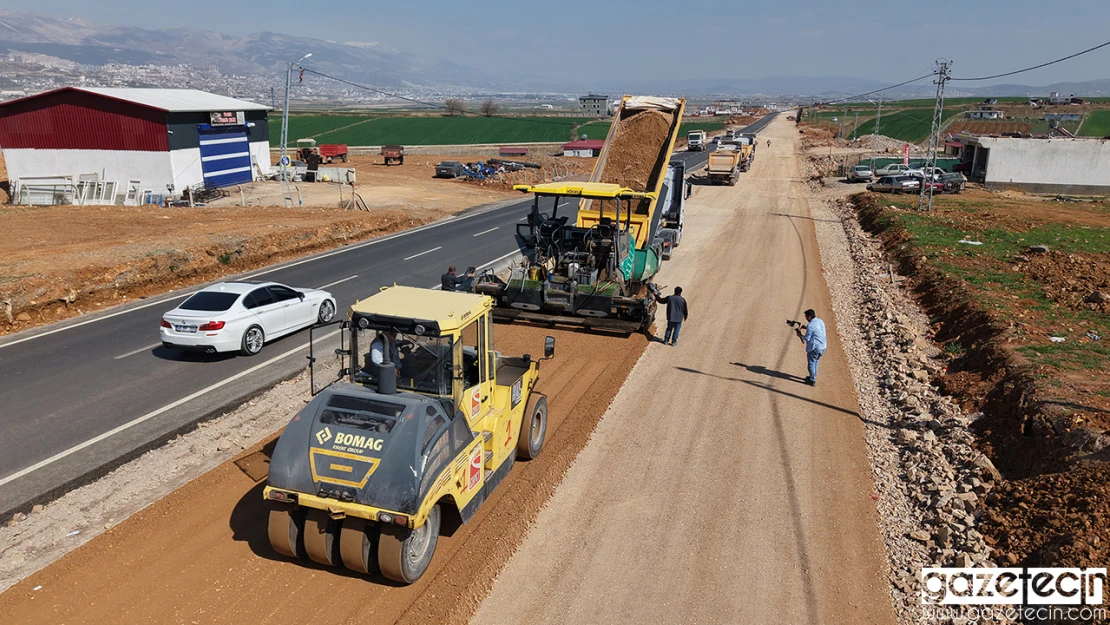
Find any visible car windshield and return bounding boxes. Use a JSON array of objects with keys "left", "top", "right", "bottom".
[
  {"left": 854, "top": 166, "right": 870, "bottom": 171},
  {"left": 179, "top": 291, "right": 240, "bottom": 312}
]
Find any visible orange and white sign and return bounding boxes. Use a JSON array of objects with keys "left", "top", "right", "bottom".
[
  {"left": 469, "top": 387, "right": 481, "bottom": 418},
  {"left": 467, "top": 446, "right": 482, "bottom": 491}
]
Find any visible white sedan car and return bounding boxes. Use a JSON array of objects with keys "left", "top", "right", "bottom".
[{"left": 160, "top": 281, "right": 336, "bottom": 356}]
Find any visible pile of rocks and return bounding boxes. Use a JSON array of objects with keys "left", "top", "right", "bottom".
[
  {"left": 855, "top": 134, "right": 925, "bottom": 153},
  {"left": 807, "top": 184, "right": 1011, "bottom": 624}
]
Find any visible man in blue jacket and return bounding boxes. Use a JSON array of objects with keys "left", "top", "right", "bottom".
[{"left": 795, "top": 309, "right": 827, "bottom": 386}]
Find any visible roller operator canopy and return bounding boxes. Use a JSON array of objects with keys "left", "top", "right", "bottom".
[
  {"left": 350, "top": 286, "right": 491, "bottom": 337},
  {"left": 513, "top": 181, "right": 656, "bottom": 201}
]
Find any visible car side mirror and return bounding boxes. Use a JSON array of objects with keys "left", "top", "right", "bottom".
[
  {"left": 544, "top": 336, "right": 556, "bottom": 359},
  {"left": 297, "top": 291, "right": 305, "bottom": 299}
]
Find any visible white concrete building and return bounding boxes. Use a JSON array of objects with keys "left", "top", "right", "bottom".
[{"left": 962, "top": 136, "right": 1110, "bottom": 194}]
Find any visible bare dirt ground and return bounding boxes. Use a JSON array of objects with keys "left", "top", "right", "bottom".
[
  {"left": 474, "top": 114, "right": 897, "bottom": 624},
  {"left": 0, "top": 323, "right": 647, "bottom": 625},
  {"left": 0, "top": 153, "right": 526, "bottom": 337}
]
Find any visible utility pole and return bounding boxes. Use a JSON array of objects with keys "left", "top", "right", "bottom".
[
  {"left": 853, "top": 112, "right": 860, "bottom": 141},
  {"left": 875, "top": 94, "right": 882, "bottom": 137},
  {"left": 280, "top": 53, "right": 312, "bottom": 208},
  {"left": 918, "top": 59, "right": 951, "bottom": 211}
]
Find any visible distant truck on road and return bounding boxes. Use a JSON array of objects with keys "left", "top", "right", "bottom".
[{"left": 687, "top": 130, "right": 707, "bottom": 151}]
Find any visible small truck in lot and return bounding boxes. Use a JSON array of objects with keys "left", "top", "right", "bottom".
[
  {"left": 381, "top": 145, "right": 404, "bottom": 166},
  {"left": 296, "top": 138, "right": 349, "bottom": 163}
]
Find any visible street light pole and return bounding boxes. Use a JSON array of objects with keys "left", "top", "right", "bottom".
[{"left": 279, "top": 53, "right": 312, "bottom": 183}]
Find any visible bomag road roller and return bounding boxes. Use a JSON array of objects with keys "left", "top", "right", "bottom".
[{"left": 264, "top": 285, "right": 554, "bottom": 584}]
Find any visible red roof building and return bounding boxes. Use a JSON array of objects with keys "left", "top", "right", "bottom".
[
  {"left": 0, "top": 87, "right": 270, "bottom": 204},
  {"left": 562, "top": 139, "right": 604, "bottom": 157}
]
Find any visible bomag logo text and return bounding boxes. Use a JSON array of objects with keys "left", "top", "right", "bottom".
[{"left": 331, "top": 432, "right": 384, "bottom": 452}]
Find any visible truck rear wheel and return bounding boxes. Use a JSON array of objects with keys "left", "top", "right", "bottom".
[
  {"left": 267, "top": 507, "right": 305, "bottom": 558},
  {"left": 378, "top": 505, "right": 440, "bottom": 584},
  {"left": 517, "top": 394, "right": 548, "bottom": 460}
]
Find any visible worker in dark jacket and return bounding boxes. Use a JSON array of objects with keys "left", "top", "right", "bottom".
[
  {"left": 441, "top": 265, "right": 474, "bottom": 292},
  {"left": 654, "top": 286, "right": 688, "bottom": 346}
]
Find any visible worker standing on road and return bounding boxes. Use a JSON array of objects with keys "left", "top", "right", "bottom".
[
  {"left": 654, "top": 286, "right": 688, "bottom": 346},
  {"left": 795, "top": 309, "right": 826, "bottom": 386},
  {"left": 441, "top": 265, "right": 475, "bottom": 292}
]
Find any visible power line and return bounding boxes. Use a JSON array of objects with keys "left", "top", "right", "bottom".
[
  {"left": 823, "top": 71, "right": 938, "bottom": 105},
  {"left": 950, "top": 38, "right": 1110, "bottom": 82},
  {"left": 299, "top": 67, "right": 444, "bottom": 109}
]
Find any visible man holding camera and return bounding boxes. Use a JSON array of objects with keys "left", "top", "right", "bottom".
[{"left": 793, "top": 309, "right": 826, "bottom": 386}]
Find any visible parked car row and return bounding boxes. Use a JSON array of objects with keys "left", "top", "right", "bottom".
[
  {"left": 866, "top": 176, "right": 949, "bottom": 194},
  {"left": 853, "top": 163, "right": 967, "bottom": 194}
]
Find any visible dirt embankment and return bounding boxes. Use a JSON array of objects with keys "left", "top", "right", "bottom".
[
  {"left": 851, "top": 192, "right": 1110, "bottom": 570},
  {"left": 0, "top": 149, "right": 537, "bottom": 337},
  {"left": 0, "top": 205, "right": 444, "bottom": 336},
  {"left": 0, "top": 325, "right": 647, "bottom": 625}
]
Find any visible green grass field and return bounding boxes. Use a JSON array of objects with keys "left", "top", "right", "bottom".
[
  {"left": 270, "top": 115, "right": 596, "bottom": 146},
  {"left": 852, "top": 108, "right": 964, "bottom": 143},
  {"left": 574, "top": 121, "right": 611, "bottom": 140},
  {"left": 268, "top": 116, "right": 373, "bottom": 145},
  {"left": 1079, "top": 110, "right": 1110, "bottom": 136}
]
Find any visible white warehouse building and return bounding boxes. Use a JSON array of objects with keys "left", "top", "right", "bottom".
[
  {"left": 959, "top": 135, "right": 1110, "bottom": 195},
  {"left": 0, "top": 87, "right": 270, "bottom": 205}
]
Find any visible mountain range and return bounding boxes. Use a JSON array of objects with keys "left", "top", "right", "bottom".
[{"left": 1, "top": 11, "right": 1109, "bottom": 99}]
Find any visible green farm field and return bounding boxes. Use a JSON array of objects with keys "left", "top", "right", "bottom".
[
  {"left": 270, "top": 115, "right": 596, "bottom": 146},
  {"left": 1079, "top": 109, "right": 1110, "bottom": 136}
]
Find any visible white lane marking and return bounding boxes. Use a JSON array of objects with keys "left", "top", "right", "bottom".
[
  {"left": 317, "top": 274, "right": 358, "bottom": 290},
  {"left": 0, "top": 200, "right": 523, "bottom": 350},
  {"left": 0, "top": 291, "right": 197, "bottom": 351},
  {"left": 472, "top": 227, "right": 499, "bottom": 237},
  {"left": 403, "top": 246, "right": 442, "bottom": 261},
  {"left": 0, "top": 329, "right": 342, "bottom": 488},
  {"left": 113, "top": 342, "right": 163, "bottom": 360}
]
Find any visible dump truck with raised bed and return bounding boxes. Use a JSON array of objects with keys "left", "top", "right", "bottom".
[
  {"left": 706, "top": 147, "right": 741, "bottom": 185},
  {"left": 264, "top": 286, "right": 555, "bottom": 584},
  {"left": 475, "top": 95, "right": 687, "bottom": 334}
]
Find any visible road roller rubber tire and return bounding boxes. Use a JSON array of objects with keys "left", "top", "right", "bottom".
[
  {"left": 303, "top": 509, "right": 342, "bottom": 566},
  {"left": 339, "top": 518, "right": 380, "bottom": 575},
  {"left": 378, "top": 505, "right": 441, "bottom": 584},
  {"left": 267, "top": 507, "right": 305, "bottom": 558},
  {"left": 517, "top": 394, "right": 547, "bottom": 460}
]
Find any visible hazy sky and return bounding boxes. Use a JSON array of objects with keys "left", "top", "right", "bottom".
[{"left": 3, "top": 0, "right": 1110, "bottom": 86}]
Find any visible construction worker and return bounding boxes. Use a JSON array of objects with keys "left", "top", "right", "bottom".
[
  {"left": 794, "top": 309, "right": 826, "bottom": 386},
  {"left": 441, "top": 265, "right": 475, "bottom": 292},
  {"left": 654, "top": 286, "right": 688, "bottom": 346}
]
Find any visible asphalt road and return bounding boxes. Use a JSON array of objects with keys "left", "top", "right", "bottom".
[{"left": 0, "top": 114, "right": 775, "bottom": 516}]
